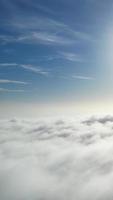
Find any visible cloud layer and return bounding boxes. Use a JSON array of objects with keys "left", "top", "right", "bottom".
[{"left": 0, "top": 115, "right": 113, "bottom": 200}]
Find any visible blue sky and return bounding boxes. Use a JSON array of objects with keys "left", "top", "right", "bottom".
[{"left": 0, "top": 0, "right": 113, "bottom": 116}]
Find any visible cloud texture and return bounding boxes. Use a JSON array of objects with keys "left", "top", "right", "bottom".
[{"left": 0, "top": 115, "right": 113, "bottom": 200}]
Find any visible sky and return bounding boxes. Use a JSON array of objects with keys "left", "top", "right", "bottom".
[{"left": 0, "top": 0, "right": 113, "bottom": 117}]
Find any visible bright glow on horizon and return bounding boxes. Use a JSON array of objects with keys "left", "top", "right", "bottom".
[{"left": 1, "top": 100, "right": 113, "bottom": 118}]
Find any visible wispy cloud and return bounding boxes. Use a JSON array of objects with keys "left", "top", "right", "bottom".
[
  {"left": 0, "top": 88, "right": 24, "bottom": 92},
  {"left": 0, "top": 63, "right": 94, "bottom": 80},
  {"left": 59, "top": 52, "right": 83, "bottom": 62},
  {"left": 0, "top": 79, "right": 28, "bottom": 84},
  {"left": 0, "top": 63, "right": 49, "bottom": 76},
  {"left": 60, "top": 74, "right": 95, "bottom": 81},
  {"left": 72, "top": 75, "right": 95, "bottom": 80},
  {"left": 35, "top": 4, "right": 59, "bottom": 15},
  {"left": 0, "top": 63, "right": 17, "bottom": 67},
  {"left": 0, "top": 15, "right": 93, "bottom": 46},
  {"left": 20, "top": 64, "right": 49, "bottom": 76},
  {"left": 28, "top": 52, "right": 83, "bottom": 63},
  {"left": 0, "top": 32, "right": 74, "bottom": 45}
]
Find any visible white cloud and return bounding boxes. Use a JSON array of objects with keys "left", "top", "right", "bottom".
[
  {"left": 0, "top": 79, "right": 28, "bottom": 85},
  {"left": 0, "top": 63, "right": 49, "bottom": 76},
  {"left": 72, "top": 75, "right": 95, "bottom": 80},
  {"left": 0, "top": 88, "right": 24, "bottom": 92},
  {"left": 0, "top": 32, "right": 74, "bottom": 46},
  {"left": 59, "top": 52, "right": 83, "bottom": 62},
  {"left": 0, "top": 115, "right": 113, "bottom": 199},
  {"left": 20, "top": 64, "right": 49, "bottom": 76},
  {"left": 83, "top": 115, "right": 113, "bottom": 125},
  {"left": 0, "top": 63, "right": 17, "bottom": 67},
  {"left": 60, "top": 74, "right": 95, "bottom": 81},
  {"left": 1, "top": 16, "right": 93, "bottom": 46}
]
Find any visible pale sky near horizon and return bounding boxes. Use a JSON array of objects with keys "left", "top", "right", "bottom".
[{"left": 0, "top": 0, "right": 113, "bottom": 117}]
